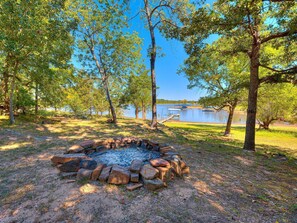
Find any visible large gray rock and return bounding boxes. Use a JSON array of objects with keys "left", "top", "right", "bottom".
[
  {"left": 99, "top": 166, "right": 112, "bottom": 182},
  {"left": 77, "top": 168, "right": 93, "bottom": 181},
  {"left": 79, "top": 159, "right": 97, "bottom": 170},
  {"left": 51, "top": 154, "right": 88, "bottom": 165},
  {"left": 129, "top": 159, "right": 143, "bottom": 173},
  {"left": 58, "top": 159, "right": 80, "bottom": 172},
  {"left": 140, "top": 164, "right": 159, "bottom": 180},
  {"left": 143, "top": 178, "right": 165, "bottom": 191},
  {"left": 108, "top": 165, "right": 130, "bottom": 185}
]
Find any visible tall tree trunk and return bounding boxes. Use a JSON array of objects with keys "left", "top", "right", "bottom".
[
  {"left": 144, "top": 0, "right": 157, "bottom": 129},
  {"left": 224, "top": 99, "right": 238, "bottom": 136},
  {"left": 3, "top": 63, "right": 9, "bottom": 113},
  {"left": 9, "top": 62, "right": 18, "bottom": 124},
  {"left": 135, "top": 106, "right": 139, "bottom": 119},
  {"left": 103, "top": 78, "right": 117, "bottom": 123},
  {"left": 142, "top": 101, "right": 147, "bottom": 120},
  {"left": 35, "top": 83, "right": 39, "bottom": 116},
  {"left": 243, "top": 39, "right": 260, "bottom": 151}
]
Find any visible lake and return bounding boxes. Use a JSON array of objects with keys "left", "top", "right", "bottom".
[{"left": 123, "top": 104, "right": 246, "bottom": 124}]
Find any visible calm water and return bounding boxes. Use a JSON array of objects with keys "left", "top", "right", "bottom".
[{"left": 123, "top": 104, "right": 246, "bottom": 124}]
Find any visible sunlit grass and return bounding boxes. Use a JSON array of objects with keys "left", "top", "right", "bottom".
[{"left": 166, "top": 122, "right": 297, "bottom": 159}]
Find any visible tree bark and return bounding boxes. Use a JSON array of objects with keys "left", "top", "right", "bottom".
[
  {"left": 35, "top": 83, "right": 39, "bottom": 116},
  {"left": 142, "top": 101, "right": 147, "bottom": 120},
  {"left": 224, "top": 99, "right": 238, "bottom": 136},
  {"left": 103, "top": 77, "right": 117, "bottom": 123},
  {"left": 2, "top": 59, "right": 9, "bottom": 113},
  {"left": 243, "top": 39, "right": 260, "bottom": 151},
  {"left": 135, "top": 106, "right": 139, "bottom": 119},
  {"left": 144, "top": 0, "right": 158, "bottom": 129},
  {"left": 9, "top": 62, "right": 18, "bottom": 124}
]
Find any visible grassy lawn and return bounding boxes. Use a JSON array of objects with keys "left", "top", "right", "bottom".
[
  {"left": 0, "top": 115, "right": 296, "bottom": 222},
  {"left": 166, "top": 121, "right": 297, "bottom": 159}
]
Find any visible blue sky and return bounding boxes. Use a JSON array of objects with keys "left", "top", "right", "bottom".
[{"left": 127, "top": 1, "right": 216, "bottom": 101}]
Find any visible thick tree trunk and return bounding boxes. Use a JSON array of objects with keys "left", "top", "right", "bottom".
[
  {"left": 35, "top": 83, "right": 39, "bottom": 116},
  {"left": 135, "top": 106, "right": 139, "bottom": 119},
  {"left": 144, "top": 0, "right": 157, "bottom": 129},
  {"left": 243, "top": 40, "right": 260, "bottom": 151},
  {"left": 142, "top": 101, "right": 147, "bottom": 120},
  {"left": 224, "top": 100, "right": 237, "bottom": 136},
  {"left": 103, "top": 78, "right": 117, "bottom": 124}
]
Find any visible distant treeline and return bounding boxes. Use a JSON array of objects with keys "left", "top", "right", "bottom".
[{"left": 157, "top": 99, "right": 198, "bottom": 104}]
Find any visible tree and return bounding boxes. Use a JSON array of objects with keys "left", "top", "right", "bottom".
[
  {"left": 140, "top": 0, "right": 192, "bottom": 128},
  {"left": 178, "top": 0, "right": 297, "bottom": 150},
  {"left": 257, "top": 83, "right": 297, "bottom": 129},
  {"left": 0, "top": 0, "right": 73, "bottom": 123},
  {"left": 122, "top": 70, "right": 152, "bottom": 119},
  {"left": 182, "top": 40, "right": 249, "bottom": 136},
  {"left": 69, "top": 0, "right": 142, "bottom": 124}
]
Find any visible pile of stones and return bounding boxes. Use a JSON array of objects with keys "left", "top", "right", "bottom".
[{"left": 51, "top": 137, "right": 190, "bottom": 191}]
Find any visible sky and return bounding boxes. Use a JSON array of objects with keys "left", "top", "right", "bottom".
[{"left": 127, "top": 0, "right": 216, "bottom": 101}]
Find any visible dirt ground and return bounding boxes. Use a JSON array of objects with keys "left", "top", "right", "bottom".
[{"left": 0, "top": 118, "right": 296, "bottom": 223}]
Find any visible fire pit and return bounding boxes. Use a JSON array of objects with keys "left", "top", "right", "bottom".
[{"left": 51, "top": 137, "right": 190, "bottom": 191}]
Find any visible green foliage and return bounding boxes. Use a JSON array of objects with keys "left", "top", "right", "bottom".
[
  {"left": 122, "top": 69, "right": 152, "bottom": 117},
  {"left": 182, "top": 38, "right": 249, "bottom": 110},
  {"left": 257, "top": 84, "right": 297, "bottom": 128},
  {"left": 64, "top": 70, "right": 108, "bottom": 116}
]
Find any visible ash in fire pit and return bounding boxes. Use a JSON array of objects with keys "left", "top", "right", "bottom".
[
  {"left": 89, "top": 147, "right": 160, "bottom": 167},
  {"left": 51, "top": 137, "right": 190, "bottom": 191}
]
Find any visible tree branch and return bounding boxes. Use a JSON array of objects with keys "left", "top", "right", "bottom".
[{"left": 261, "top": 29, "right": 297, "bottom": 44}]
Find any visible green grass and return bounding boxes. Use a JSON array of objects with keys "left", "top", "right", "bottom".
[{"left": 165, "top": 122, "right": 297, "bottom": 159}]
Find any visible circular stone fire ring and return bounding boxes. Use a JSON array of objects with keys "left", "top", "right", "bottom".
[{"left": 51, "top": 137, "right": 190, "bottom": 191}]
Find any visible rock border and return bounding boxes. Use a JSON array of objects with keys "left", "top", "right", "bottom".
[{"left": 51, "top": 137, "right": 190, "bottom": 191}]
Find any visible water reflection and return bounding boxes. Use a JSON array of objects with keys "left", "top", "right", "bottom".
[{"left": 123, "top": 104, "right": 246, "bottom": 124}]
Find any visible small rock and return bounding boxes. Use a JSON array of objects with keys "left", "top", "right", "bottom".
[
  {"left": 108, "top": 165, "right": 130, "bottom": 185},
  {"left": 59, "top": 172, "right": 77, "bottom": 179},
  {"left": 180, "top": 160, "right": 187, "bottom": 169},
  {"left": 156, "top": 166, "right": 171, "bottom": 182},
  {"left": 126, "top": 183, "right": 143, "bottom": 191},
  {"left": 159, "top": 146, "right": 174, "bottom": 154},
  {"left": 130, "top": 173, "right": 139, "bottom": 183},
  {"left": 93, "top": 139, "right": 104, "bottom": 148},
  {"left": 170, "top": 160, "right": 182, "bottom": 177},
  {"left": 149, "top": 158, "right": 170, "bottom": 168},
  {"left": 58, "top": 159, "right": 80, "bottom": 172},
  {"left": 143, "top": 178, "right": 165, "bottom": 191},
  {"left": 66, "top": 145, "right": 85, "bottom": 154},
  {"left": 99, "top": 166, "right": 112, "bottom": 182},
  {"left": 161, "top": 155, "right": 175, "bottom": 161},
  {"left": 164, "top": 151, "right": 180, "bottom": 156},
  {"left": 129, "top": 159, "right": 143, "bottom": 173},
  {"left": 140, "top": 164, "right": 159, "bottom": 180},
  {"left": 182, "top": 166, "right": 190, "bottom": 175},
  {"left": 77, "top": 168, "right": 93, "bottom": 181},
  {"left": 79, "top": 140, "right": 95, "bottom": 148},
  {"left": 51, "top": 154, "right": 88, "bottom": 165},
  {"left": 80, "top": 159, "right": 97, "bottom": 170},
  {"left": 91, "top": 164, "right": 106, "bottom": 180}
]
